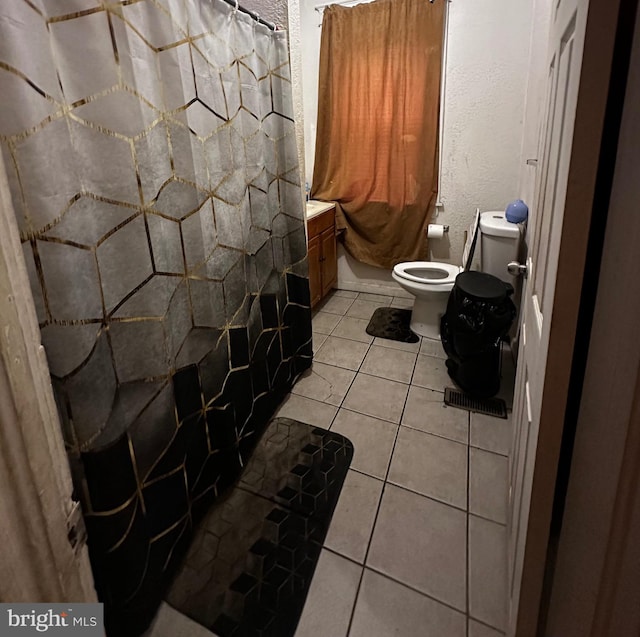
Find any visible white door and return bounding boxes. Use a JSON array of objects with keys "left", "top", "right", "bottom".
[
  {"left": 0, "top": 153, "right": 97, "bottom": 603},
  {"left": 508, "top": 0, "right": 591, "bottom": 633}
]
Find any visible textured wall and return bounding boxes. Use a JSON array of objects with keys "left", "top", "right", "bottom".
[
  {"left": 296, "top": 0, "right": 537, "bottom": 287},
  {"left": 287, "top": 0, "right": 307, "bottom": 197},
  {"left": 436, "top": 0, "right": 534, "bottom": 265},
  {"left": 299, "top": 0, "right": 326, "bottom": 186},
  {"left": 243, "top": 0, "right": 289, "bottom": 29}
]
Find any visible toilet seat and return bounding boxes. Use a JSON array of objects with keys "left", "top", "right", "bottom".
[{"left": 393, "top": 261, "right": 461, "bottom": 286}]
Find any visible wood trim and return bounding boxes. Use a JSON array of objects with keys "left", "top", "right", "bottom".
[
  {"left": 307, "top": 207, "right": 336, "bottom": 308},
  {"left": 307, "top": 207, "right": 335, "bottom": 237},
  {"left": 308, "top": 234, "right": 322, "bottom": 307},
  {"left": 0, "top": 152, "right": 97, "bottom": 602},
  {"left": 544, "top": 2, "right": 640, "bottom": 631},
  {"left": 320, "top": 226, "right": 337, "bottom": 296},
  {"left": 592, "top": 371, "right": 640, "bottom": 636},
  {"left": 515, "top": 1, "right": 622, "bottom": 633}
]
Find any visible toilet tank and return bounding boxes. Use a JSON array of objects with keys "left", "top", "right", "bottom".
[{"left": 479, "top": 211, "right": 523, "bottom": 285}]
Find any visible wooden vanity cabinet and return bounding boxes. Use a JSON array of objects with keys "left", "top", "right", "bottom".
[{"left": 307, "top": 207, "right": 337, "bottom": 308}]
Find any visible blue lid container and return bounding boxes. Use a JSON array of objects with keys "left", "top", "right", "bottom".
[{"left": 505, "top": 199, "right": 528, "bottom": 223}]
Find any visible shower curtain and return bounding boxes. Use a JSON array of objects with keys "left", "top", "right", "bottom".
[
  {"left": 312, "top": 0, "right": 444, "bottom": 269},
  {"left": 0, "top": 1, "right": 310, "bottom": 634}
]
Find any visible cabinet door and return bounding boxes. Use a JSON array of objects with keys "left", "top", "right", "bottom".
[
  {"left": 308, "top": 234, "right": 322, "bottom": 308},
  {"left": 320, "top": 225, "right": 337, "bottom": 297}
]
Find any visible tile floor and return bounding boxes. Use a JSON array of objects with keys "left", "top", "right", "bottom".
[
  {"left": 146, "top": 288, "right": 514, "bottom": 637},
  {"left": 284, "top": 289, "right": 514, "bottom": 637}
]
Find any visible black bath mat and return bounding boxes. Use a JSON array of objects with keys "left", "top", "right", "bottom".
[
  {"left": 166, "top": 417, "right": 353, "bottom": 637},
  {"left": 365, "top": 307, "right": 419, "bottom": 343}
]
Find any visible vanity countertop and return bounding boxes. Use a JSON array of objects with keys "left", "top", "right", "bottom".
[{"left": 306, "top": 200, "right": 336, "bottom": 220}]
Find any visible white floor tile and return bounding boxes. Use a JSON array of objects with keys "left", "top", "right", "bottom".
[
  {"left": 143, "top": 603, "right": 216, "bottom": 637},
  {"left": 332, "top": 289, "right": 359, "bottom": 299},
  {"left": 332, "top": 316, "right": 374, "bottom": 343},
  {"left": 470, "top": 412, "right": 512, "bottom": 456},
  {"left": 367, "top": 485, "right": 467, "bottom": 611},
  {"left": 346, "top": 299, "right": 383, "bottom": 320},
  {"left": 468, "top": 618, "right": 505, "bottom": 637},
  {"left": 402, "top": 385, "right": 469, "bottom": 444},
  {"left": 291, "top": 362, "right": 356, "bottom": 406},
  {"left": 372, "top": 336, "right": 421, "bottom": 353},
  {"left": 420, "top": 337, "right": 447, "bottom": 359},
  {"left": 469, "top": 515, "right": 507, "bottom": 632},
  {"left": 295, "top": 550, "right": 362, "bottom": 637},
  {"left": 359, "top": 345, "right": 417, "bottom": 384},
  {"left": 412, "top": 354, "right": 451, "bottom": 392},
  {"left": 314, "top": 336, "right": 369, "bottom": 371},
  {"left": 312, "top": 332, "right": 328, "bottom": 354},
  {"left": 274, "top": 394, "right": 337, "bottom": 428},
  {"left": 331, "top": 409, "right": 398, "bottom": 479},
  {"left": 318, "top": 294, "right": 355, "bottom": 315},
  {"left": 312, "top": 311, "right": 342, "bottom": 335},
  {"left": 390, "top": 296, "right": 414, "bottom": 309},
  {"left": 274, "top": 289, "right": 513, "bottom": 636},
  {"left": 349, "top": 569, "right": 466, "bottom": 637},
  {"left": 343, "top": 373, "right": 409, "bottom": 424},
  {"left": 469, "top": 447, "right": 508, "bottom": 524},
  {"left": 388, "top": 427, "right": 467, "bottom": 509},
  {"left": 324, "top": 470, "right": 384, "bottom": 563},
  {"left": 357, "top": 292, "right": 393, "bottom": 304}
]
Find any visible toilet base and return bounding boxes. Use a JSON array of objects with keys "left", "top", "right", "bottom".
[{"left": 409, "top": 295, "right": 447, "bottom": 340}]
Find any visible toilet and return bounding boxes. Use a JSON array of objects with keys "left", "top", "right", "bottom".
[{"left": 392, "top": 210, "right": 523, "bottom": 339}]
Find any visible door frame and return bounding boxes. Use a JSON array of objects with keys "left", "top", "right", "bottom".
[
  {"left": 0, "top": 152, "right": 96, "bottom": 603},
  {"left": 514, "top": 0, "right": 625, "bottom": 633},
  {"left": 542, "top": 0, "right": 640, "bottom": 633}
]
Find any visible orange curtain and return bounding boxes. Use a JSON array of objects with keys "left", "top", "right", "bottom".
[{"left": 311, "top": 0, "right": 444, "bottom": 269}]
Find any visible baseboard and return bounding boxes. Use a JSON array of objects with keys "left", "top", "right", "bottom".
[
  {"left": 335, "top": 279, "right": 412, "bottom": 299},
  {"left": 336, "top": 245, "right": 412, "bottom": 299}
]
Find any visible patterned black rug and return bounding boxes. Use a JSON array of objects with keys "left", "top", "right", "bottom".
[
  {"left": 365, "top": 307, "right": 419, "bottom": 343},
  {"left": 165, "top": 417, "right": 353, "bottom": 637}
]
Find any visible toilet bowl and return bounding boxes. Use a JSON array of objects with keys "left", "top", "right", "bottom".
[
  {"left": 393, "top": 209, "right": 524, "bottom": 340},
  {"left": 392, "top": 209, "right": 479, "bottom": 340},
  {"left": 392, "top": 262, "right": 461, "bottom": 339}
]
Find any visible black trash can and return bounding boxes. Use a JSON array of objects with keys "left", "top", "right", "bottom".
[{"left": 440, "top": 271, "right": 516, "bottom": 398}]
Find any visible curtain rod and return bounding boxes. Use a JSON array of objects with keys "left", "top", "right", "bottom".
[
  {"left": 219, "top": 0, "right": 277, "bottom": 30},
  {"left": 314, "top": 0, "right": 450, "bottom": 12}
]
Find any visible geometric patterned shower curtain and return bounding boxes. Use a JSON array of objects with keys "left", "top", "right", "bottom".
[{"left": 0, "top": 1, "right": 310, "bottom": 634}]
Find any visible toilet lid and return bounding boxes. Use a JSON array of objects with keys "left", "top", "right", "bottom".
[{"left": 393, "top": 261, "right": 461, "bottom": 285}]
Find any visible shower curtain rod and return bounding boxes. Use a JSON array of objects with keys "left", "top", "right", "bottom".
[
  {"left": 219, "top": 0, "right": 277, "bottom": 30},
  {"left": 313, "top": 0, "right": 449, "bottom": 12}
]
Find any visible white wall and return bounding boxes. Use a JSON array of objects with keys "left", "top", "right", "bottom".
[
  {"left": 294, "top": 0, "right": 540, "bottom": 293},
  {"left": 300, "top": 0, "right": 320, "bottom": 188},
  {"left": 287, "top": 0, "right": 307, "bottom": 194},
  {"left": 336, "top": 243, "right": 412, "bottom": 297},
  {"left": 243, "top": 0, "right": 289, "bottom": 28},
  {"left": 435, "top": 0, "right": 534, "bottom": 265}
]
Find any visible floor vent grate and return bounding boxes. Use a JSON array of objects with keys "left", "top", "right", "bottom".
[{"left": 444, "top": 387, "right": 508, "bottom": 419}]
